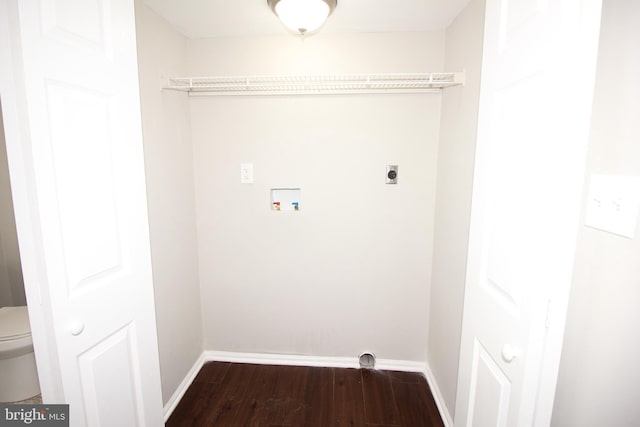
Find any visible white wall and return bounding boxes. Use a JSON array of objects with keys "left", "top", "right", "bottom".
[
  {"left": 0, "top": 102, "right": 26, "bottom": 308},
  {"left": 187, "top": 32, "right": 445, "bottom": 76},
  {"left": 188, "top": 32, "right": 444, "bottom": 361},
  {"left": 552, "top": 1, "right": 640, "bottom": 426},
  {"left": 134, "top": 2, "right": 203, "bottom": 405},
  {"left": 427, "top": 0, "right": 484, "bottom": 417}
]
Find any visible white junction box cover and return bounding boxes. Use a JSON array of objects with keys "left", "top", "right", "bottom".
[{"left": 584, "top": 175, "right": 640, "bottom": 239}]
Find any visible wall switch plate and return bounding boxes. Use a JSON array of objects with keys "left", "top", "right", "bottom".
[
  {"left": 386, "top": 165, "right": 398, "bottom": 184},
  {"left": 584, "top": 175, "right": 640, "bottom": 239},
  {"left": 240, "top": 163, "right": 254, "bottom": 184}
]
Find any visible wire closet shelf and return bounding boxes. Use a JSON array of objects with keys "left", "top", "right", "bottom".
[{"left": 163, "top": 72, "right": 465, "bottom": 96}]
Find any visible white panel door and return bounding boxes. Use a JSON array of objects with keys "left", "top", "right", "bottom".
[
  {"left": 2, "top": 0, "right": 163, "bottom": 425},
  {"left": 455, "top": 0, "right": 602, "bottom": 426}
]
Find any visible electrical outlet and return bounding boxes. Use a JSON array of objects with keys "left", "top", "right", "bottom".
[{"left": 386, "top": 165, "right": 398, "bottom": 184}]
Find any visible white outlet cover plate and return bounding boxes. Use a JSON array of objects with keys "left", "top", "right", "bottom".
[
  {"left": 240, "top": 163, "right": 254, "bottom": 184},
  {"left": 584, "top": 175, "right": 640, "bottom": 239}
]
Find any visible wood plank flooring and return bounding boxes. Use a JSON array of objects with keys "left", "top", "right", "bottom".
[{"left": 166, "top": 362, "right": 444, "bottom": 427}]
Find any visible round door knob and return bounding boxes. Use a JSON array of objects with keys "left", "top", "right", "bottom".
[
  {"left": 69, "top": 321, "right": 85, "bottom": 336},
  {"left": 501, "top": 344, "right": 519, "bottom": 363}
]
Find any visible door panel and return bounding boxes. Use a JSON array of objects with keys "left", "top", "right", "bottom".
[
  {"left": 41, "top": 0, "right": 110, "bottom": 53},
  {"left": 46, "top": 81, "right": 122, "bottom": 291},
  {"left": 468, "top": 341, "right": 511, "bottom": 427},
  {"left": 78, "top": 325, "right": 143, "bottom": 426},
  {"left": 483, "top": 73, "right": 546, "bottom": 313}
]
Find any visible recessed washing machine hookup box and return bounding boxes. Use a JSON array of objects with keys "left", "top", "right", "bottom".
[{"left": 271, "top": 188, "right": 301, "bottom": 211}]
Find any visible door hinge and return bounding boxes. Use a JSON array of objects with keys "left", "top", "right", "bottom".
[{"left": 544, "top": 299, "right": 552, "bottom": 329}]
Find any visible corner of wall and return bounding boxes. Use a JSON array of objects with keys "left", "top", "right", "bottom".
[
  {"left": 134, "top": 3, "right": 203, "bottom": 406},
  {"left": 427, "top": 0, "right": 485, "bottom": 417}
]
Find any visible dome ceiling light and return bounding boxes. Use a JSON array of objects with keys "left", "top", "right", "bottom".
[{"left": 267, "top": 0, "right": 337, "bottom": 36}]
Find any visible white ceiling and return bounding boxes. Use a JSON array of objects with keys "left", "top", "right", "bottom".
[{"left": 143, "top": 0, "right": 472, "bottom": 39}]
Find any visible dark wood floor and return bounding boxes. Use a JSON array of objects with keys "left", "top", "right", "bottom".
[{"left": 166, "top": 361, "right": 444, "bottom": 427}]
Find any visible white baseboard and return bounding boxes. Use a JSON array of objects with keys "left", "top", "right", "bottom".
[
  {"left": 423, "top": 362, "right": 454, "bottom": 427},
  {"left": 163, "top": 352, "right": 207, "bottom": 422},
  {"left": 164, "top": 350, "right": 449, "bottom": 425},
  {"left": 204, "top": 350, "right": 427, "bottom": 373},
  {"left": 204, "top": 350, "right": 359, "bottom": 369},
  {"left": 376, "top": 357, "right": 426, "bottom": 373}
]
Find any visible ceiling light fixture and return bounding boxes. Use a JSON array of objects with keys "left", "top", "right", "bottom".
[{"left": 268, "top": 0, "right": 337, "bottom": 36}]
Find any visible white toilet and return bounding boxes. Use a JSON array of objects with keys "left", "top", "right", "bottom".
[{"left": 0, "top": 306, "right": 40, "bottom": 402}]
